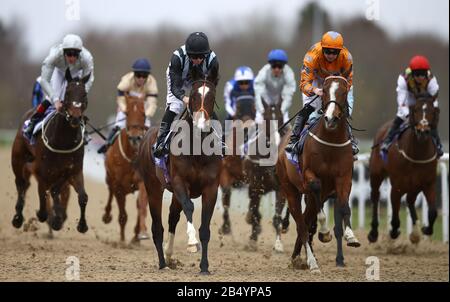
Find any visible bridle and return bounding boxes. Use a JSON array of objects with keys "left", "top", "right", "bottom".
[{"left": 187, "top": 79, "right": 217, "bottom": 120}]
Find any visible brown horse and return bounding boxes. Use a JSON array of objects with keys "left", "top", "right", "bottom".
[
  {"left": 102, "top": 95, "right": 149, "bottom": 242},
  {"left": 244, "top": 100, "right": 289, "bottom": 252},
  {"left": 219, "top": 96, "right": 256, "bottom": 235},
  {"left": 277, "top": 76, "right": 359, "bottom": 271},
  {"left": 12, "top": 69, "right": 91, "bottom": 233},
  {"left": 137, "top": 77, "right": 221, "bottom": 274},
  {"left": 368, "top": 96, "right": 440, "bottom": 244}
]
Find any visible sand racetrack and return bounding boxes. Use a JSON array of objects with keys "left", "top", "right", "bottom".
[{"left": 0, "top": 146, "right": 448, "bottom": 282}]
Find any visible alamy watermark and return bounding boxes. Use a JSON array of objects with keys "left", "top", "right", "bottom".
[
  {"left": 65, "top": 256, "right": 80, "bottom": 281},
  {"left": 365, "top": 0, "right": 380, "bottom": 21},
  {"left": 365, "top": 256, "right": 380, "bottom": 281},
  {"left": 65, "top": 0, "right": 80, "bottom": 21},
  {"left": 168, "top": 119, "right": 281, "bottom": 166}
]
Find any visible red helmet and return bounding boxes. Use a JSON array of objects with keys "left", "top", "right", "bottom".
[{"left": 409, "top": 55, "right": 430, "bottom": 70}]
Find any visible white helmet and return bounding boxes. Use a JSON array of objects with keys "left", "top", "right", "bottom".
[
  {"left": 62, "top": 34, "right": 83, "bottom": 50},
  {"left": 234, "top": 66, "right": 254, "bottom": 82}
]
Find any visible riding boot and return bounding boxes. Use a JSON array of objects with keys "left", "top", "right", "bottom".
[
  {"left": 24, "top": 99, "right": 51, "bottom": 137},
  {"left": 97, "top": 125, "right": 121, "bottom": 154},
  {"left": 381, "top": 116, "right": 403, "bottom": 153},
  {"left": 153, "top": 109, "right": 177, "bottom": 158},
  {"left": 285, "top": 104, "right": 315, "bottom": 154},
  {"left": 431, "top": 128, "right": 444, "bottom": 158},
  {"left": 348, "top": 126, "right": 359, "bottom": 160}
]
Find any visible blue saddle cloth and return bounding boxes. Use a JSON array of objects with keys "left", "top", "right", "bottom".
[{"left": 285, "top": 117, "right": 320, "bottom": 174}]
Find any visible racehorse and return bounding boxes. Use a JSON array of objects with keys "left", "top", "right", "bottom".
[
  {"left": 244, "top": 100, "right": 289, "bottom": 252},
  {"left": 102, "top": 94, "right": 149, "bottom": 242},
  {"left": 219, "top": 95, "right": 255, "bottom": 235},
  {"left": 277, "top": 76, "right": 359, "bottom": 272},
  {"left": 137, "top": 75, "right": 221, "bottom": 275},
  {"left": 368, "top": 96, "right": 440, "bottom": 244},
  {"left": 12, "top": 69, "right": 91, "bottom": 234}
]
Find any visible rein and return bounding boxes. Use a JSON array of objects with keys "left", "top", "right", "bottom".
[{"left": 41, "top": 112, "right": 85, "bottom": 154}]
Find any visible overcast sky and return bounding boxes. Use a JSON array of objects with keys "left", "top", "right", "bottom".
[{"left": 1, "top": 0, "right": 448, "bottom": 61}]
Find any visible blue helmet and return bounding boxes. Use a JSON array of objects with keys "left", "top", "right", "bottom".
[
  {"left": 267, "top": 49, "right": 288, "bottom": 63},
  {"left": 132, "top": 58, "right": 151, "bottom": 73}
]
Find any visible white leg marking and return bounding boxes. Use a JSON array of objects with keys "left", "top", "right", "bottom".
[
  {"left": 305, "top": 242, "right": 320, "bottom": 272},
  {"left": 187, "top": 221, "right": 199, "bottom": 246},
  {"left": 164, "top": 232, "right": 175, "bottom": 259},
  {"left": 273, "top": 235, "right": 284, "bottom": 253}
]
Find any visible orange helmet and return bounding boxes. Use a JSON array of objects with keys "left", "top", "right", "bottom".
[{"left": 321, "top": 31, "right": 344, "bottom": 50}]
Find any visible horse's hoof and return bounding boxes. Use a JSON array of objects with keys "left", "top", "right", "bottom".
[
  {"left": 187, "top": 243, "right": 200, "bottom": 253},
  {"left": 421, "top": 226, "right": 433, "bottom": 236},
  {"left": 51, "top": 216, "right": 63, "bottom": 231},
  {"left": 336, "top": 261, "right": 346, "bottom": 268},
  {"left": 137, "top": 232, "right": 150, "bottom": 240},
  {"left": 77, "top": 222, "right": 89, "bottom": 234},
  {"left": 389, "top": 229, "right": 401, "bottom": 240},
  {"left": 245, "top": 239, "right": 258, "bottom": 251},
  {"left": 159, "top": 263, "right": 168, "bottom": 270},
  {"left": 102, "top": 213, "right": 112, "bottom": 224},
  {"left": 310, "top": 268, "right": 321, "bottom": 274},
  {"left": 291, "top": 256, "right": 308, "bottom": 270},
  {"left": 36, "top": 210, "right": 48, "bottom": 223},
  {"left": 219, "top": 224, "right": 231, "bottom": 235},
  {"left": 12, "top": 214, "right": 24, "bottom": 228},
  {"left": 318, "top": 231, "right": 332, "bottom": 243},
  {"left": 409, "top": 232, "right": 421, "bottom": 244},
  {"left": 347, "top": 240, "right": 361, "bottom": 248},
  {"left": 199, "top": 270, "right": 211, "bottom": 276},
  {"left": 367, "top": 230, "right": 379, "bottom": 243},
  {"left": 255, "top": 225, "right": 262, "bottom": 235},
  {"left": 281, "top": 227, "right": 289, "bottom": 234},
  {"left": 273, "top": 242, "right": 284, "bottom": 253}
]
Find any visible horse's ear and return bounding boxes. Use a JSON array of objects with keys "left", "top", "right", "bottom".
[
  {"left": 65, "top": 68, "right": 73, "bottom": 82},
  {"left": 206, "top": 69, "right": 219, "bottom": 86},
  {"left": 82, "top": 73, "right": 91, "bottom": 84}
]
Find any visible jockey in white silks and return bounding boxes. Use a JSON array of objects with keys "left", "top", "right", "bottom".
[{"left": 24, "top": 34, "right": 94, "bottom": 137}]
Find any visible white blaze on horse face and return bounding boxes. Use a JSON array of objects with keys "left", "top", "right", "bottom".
[
  {"left": 198, "top": 85, "right": 210, "bottom": 97},
  {"left": 420, "top": 103, "right": 429, "bottom": 127},
  {"left": 187, "top": 221, "right": 199, "bottom": 246},
  {"left": 72, "top": 101, "right": 82, "bottom": 108},
  {"left": 195, "top": 85, "right": 210, "bottom": 130},
  {"left": 325, "top": 81, "right": 339, "bottom": 120}
]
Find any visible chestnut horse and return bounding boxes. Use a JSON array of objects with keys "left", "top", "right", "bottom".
[
  {"left": 219, "top": 96, "right": 255, "bottom": 235},
  {"left": 368, "top": 96, "right": 440, "bottom": 244},
  {"left": 102, "top": 95, "right": 149, "bottom": 242},
  {"left": 12, "top": 70, "right": 91, "bottom": 233},
  {"left": 137, "top": 77, "right": 221, "bottom": 275},
  {"left": 244, "top": 100, "right": 289, "bottom": 252},
  {"left": 277, "top": 76, "right": 359, "bottom": 272}
]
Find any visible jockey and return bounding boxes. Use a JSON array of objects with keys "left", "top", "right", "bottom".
[
  {"left": 97, "top": 58, "right": 159, "bottom": 154},
  {"left": 381, "top": 55, "right": 443, "bottom": 157},
  {"left": 285, "top": 31, "right": 358, "bottom": 157},
  {"left": 24, "top": 34, "right": 94, "bottom": 137},
  {"left": 31, "top": 76, "right": 46, "bottom": 108},
  {"left": 223, "top": 66, "right": 255, "bottom": 134},
  {"left": 153, "top": 31, "right": 219, "bottom": 158},
  {"left": 254, "top": 49, "right": 296, "bottom": 124}
]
